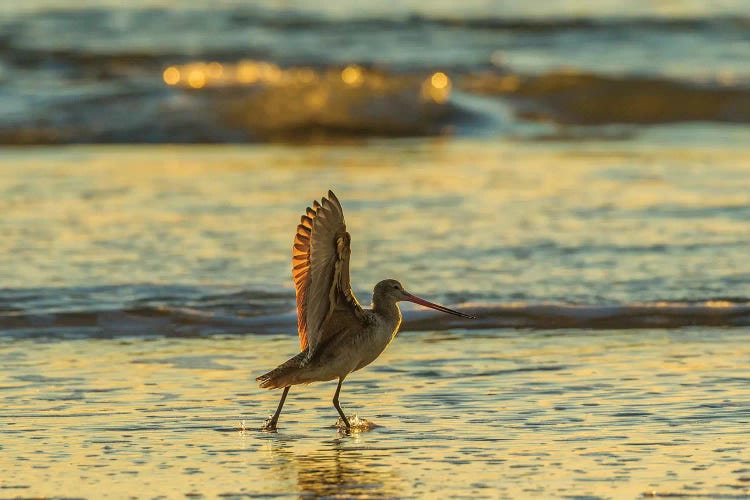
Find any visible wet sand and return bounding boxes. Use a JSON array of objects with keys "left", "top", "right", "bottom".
[{"left": 2, "top": 328, "right": 748, "bottom": 498}]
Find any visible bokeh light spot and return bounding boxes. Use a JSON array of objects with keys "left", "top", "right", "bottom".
[
  {"left": 237, "top": 60, "right": 259, "bottom": 84},
  {"left": 207, "top": 62, "right": 224, "bottom": 79},
  {"left": 431, "top": 72, "right": 449, "bottom": 89},
  {"left": 162, "top": 66, "right": 180, "bottom": 85},
  {"left": 341, "top": 65, "right": 363, "bottom": 86},
  {"left": 188, "top": 70, "right": 206, "bottom": 89}
]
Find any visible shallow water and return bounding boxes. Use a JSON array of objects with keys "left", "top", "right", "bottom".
[
  {"left": 1, "top": 141, "right": 750, "bottom": 331},
  {"left": 0, "top": 140, "right": 749, "bottom": 497},
  {"left": 2, "top": 329, "right": 749, "bottom": 498},
  {"left": 3, "top": 0, "right": 750, "bottom": 495}
]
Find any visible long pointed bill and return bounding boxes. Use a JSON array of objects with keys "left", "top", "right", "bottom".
[{"left": 404, "top": 292, "right": 476, "bottom": 319}]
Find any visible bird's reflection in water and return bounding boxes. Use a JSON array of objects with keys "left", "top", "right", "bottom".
[{"left": 264, "top": 435, "right": 403, "bottom": 498}]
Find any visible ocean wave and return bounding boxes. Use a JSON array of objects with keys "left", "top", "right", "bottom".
[
  {"left": 463, "top": 70, "right": 750, "bottom": 125},
  {"left": 2, "top": 6, "right": 750, "bottom": 144},
  {"left": 2, "top": 63, "right": 750, "bottom": 145},
  {"left": 2, "top": 300, "right": 749, "bottom": 339},
  {"left": 0, "top": 63, "right": 461, "bottom": 144}
]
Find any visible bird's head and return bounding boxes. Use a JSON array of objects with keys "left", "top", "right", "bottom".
[{"left": 374, "top": 279, "right": 475, "bottom": 318}]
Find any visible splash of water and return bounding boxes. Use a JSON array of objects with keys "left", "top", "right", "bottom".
[{"left": 335, "top": 414, "right": 378, "bottom": 432}]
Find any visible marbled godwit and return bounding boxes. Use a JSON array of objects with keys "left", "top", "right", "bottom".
[{"left": 257, "top": 190, "right": 474, "bottom": 431}]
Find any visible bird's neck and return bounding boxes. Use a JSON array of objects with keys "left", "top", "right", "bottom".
[{"left": 372, "top": 297, "right": 402, "bottom": 328}]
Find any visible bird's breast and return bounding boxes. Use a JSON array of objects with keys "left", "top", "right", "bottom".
[{"left": 350, "top": 312, "right": 401, "bottom": 372}]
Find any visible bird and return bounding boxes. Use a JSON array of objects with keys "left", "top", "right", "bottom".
[{"left": 256, "top": 190, "right": 474, "bottom": 431}]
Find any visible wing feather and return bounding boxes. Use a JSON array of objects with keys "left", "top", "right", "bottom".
[{"left": 292, "top": 190, "right": 363, "bottom": 353}]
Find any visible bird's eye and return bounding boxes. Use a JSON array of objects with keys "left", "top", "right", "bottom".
[{"left": 392, "top": 285, "right": 399, "bottom": 290}]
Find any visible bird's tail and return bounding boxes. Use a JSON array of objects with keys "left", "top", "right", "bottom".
[{"left": 256, "top": 350, "right": 308, "bottom": 389}]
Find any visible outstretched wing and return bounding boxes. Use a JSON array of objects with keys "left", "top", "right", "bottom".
[{"left": 292, "top": 190, "right": 363, "bottom": 353}]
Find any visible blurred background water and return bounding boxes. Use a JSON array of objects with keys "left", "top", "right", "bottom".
[
  {"left": 2, "top": 0, "right": 750, "bottom": 143},
  {"left": 1, "top": 1, "right": 749, "bottom": 499}
]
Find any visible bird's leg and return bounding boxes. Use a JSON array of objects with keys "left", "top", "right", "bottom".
[
  {"left": 262, "top": 386, "right": 290, "bottom": 431},
  {"left": 332, "top": 377, "right": 350, "bottom": 429}
]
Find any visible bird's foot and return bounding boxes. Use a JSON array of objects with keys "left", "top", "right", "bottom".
[
  {"left": 334, "top": 414, "right": 377, "bottom": 432},
  {"left": 334, "top": 416, "right": 350, "bottom": 431},
  {"left": 261, "top": 417, "right": 279, "bottom": 432}
]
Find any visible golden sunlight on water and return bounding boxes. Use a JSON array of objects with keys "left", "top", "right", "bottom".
[
  {"left": 162, "top": 60, "right": 302, "bottom": 88},
  {"left": 341, "top": 65, "right": 364, "bottom": 87},
  {"left": 160, "top": 59, "right": 453, "bottom": 107},
  {"left": 0, "top": 141, "right": 749, "bottom": 497},
  {"left": 421, "top": 71, "right": 452, "bottom": 103},
  {"left": 162, "top": 66, "right": 180, "bottom": 86},
  {"left": 156, "top": 60, "right": 455, "bottom": 138},
  {"left": 1, "top": 329, "right": 748, "bottom": 498},
  {"left": 187, "top": 69, "right": 206, "bottom": 89},
  {"left": 1, "top": 141, "right": 748, "bottom": 301}
]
